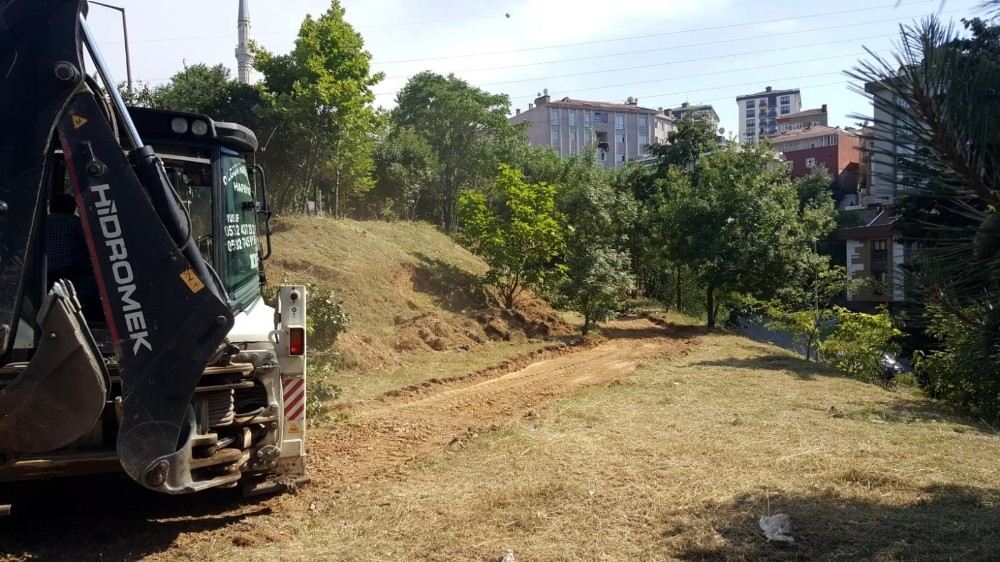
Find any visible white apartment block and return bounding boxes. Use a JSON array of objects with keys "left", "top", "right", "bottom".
[
  {"left": 510, "top": 91, "right": 673, "bottom": 169},
  {"left": 737, "top": 86, "right": 802, "bottom": 143}
]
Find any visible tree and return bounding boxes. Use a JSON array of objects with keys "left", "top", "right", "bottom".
[
  {"left": 558, "top": 164, "right": 637, "bottom": 334},
  {"left": 647, "top": 114, "right": 718, "bottom": 176},
  {"left": 457, "top": 165, "right": 564, "bottom": 309},
  {"left": 659, "top": 143, "right": 810, "bottom": 327},
  {"left": 370, "top": 125, "right": 438, "bottom": 220},
  {"left": 766, "top": 263, "right": 859, "bottom": 360},
  {"left": 626, "top": 115, "right": 719, "bottom": 309},
  {"left": 253, "top": 0, "right": 383, "bottom": 214},
  {"left": 392, "top": 72, "right": 525, "bottom": 231},
  {"left": 795, "top": 165, "right": 838, "bottom": 236},
  {"left": 121, "top": 64, "right": 263, "bottom": 127}
]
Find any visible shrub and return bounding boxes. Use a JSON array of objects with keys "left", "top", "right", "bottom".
[
  {"left": 304, "top": 283, "right": 350, "bottom": 350},
  {"left": 914, "top": 306, "right": 1000, "bottom": 421},
  {"left": 306, "top": 362, "right": 342, "bottom": 427},
  {"left": 819, "top": 307, "right": 901, "bottom": 384}
]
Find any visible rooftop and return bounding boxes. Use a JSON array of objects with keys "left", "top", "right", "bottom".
[
  {"left": 777, "top": 106, "right": 827, "bottom": 122},
  {"left": 767, "top": 124, "right": 853, "bottom": 143},
  {"left": 547, "top": 97, "right": 658, "bottom": 113},
  {"left": 736, "top": 86, "right": 800, "bottom": 101}
]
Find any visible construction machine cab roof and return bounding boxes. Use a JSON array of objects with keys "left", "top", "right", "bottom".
[{"left": 127, "top": 107, "right": 259, "bottom": 154}]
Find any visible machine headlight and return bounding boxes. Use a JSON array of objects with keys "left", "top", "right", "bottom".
[
  {"left": 170, "top": 117, "right": 188, "bottom": 134},
  {"left": 191, "top": 120, "right": 209, "bottom": 136}
]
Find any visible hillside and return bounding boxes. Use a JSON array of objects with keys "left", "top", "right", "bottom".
[{"left": 265, "top": 216, "right": 574, "bottom": 374}]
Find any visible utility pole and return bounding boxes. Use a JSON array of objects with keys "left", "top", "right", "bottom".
[
  {"left": 812, "top": 237, "right": 820, "bottom": 361},
  {"left": 90, "top": 1, "right": 132, "bottom": 95}
]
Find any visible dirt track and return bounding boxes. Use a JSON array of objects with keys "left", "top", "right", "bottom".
[
  {"left": 0, "top": 317, "right": 697, "bottom": 561},
  {"left": 309, "top": 318, "right": 698, "bottom": 490}
]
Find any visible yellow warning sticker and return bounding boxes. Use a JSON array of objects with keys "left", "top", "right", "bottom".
[
  {"left": 71, "top": 115, "right": 88, "bottom": 129},
  {"left": 288, "top": 421, "right": 301, "bottom": 434},
  {"left": 179, "top": 268, "right": 205, "bottom": 293}
]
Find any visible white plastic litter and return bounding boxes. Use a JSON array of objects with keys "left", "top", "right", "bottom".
[
  {"left": 500, "top": 548, "right": 517, "bottom": 562},
  {"left": 759, "top": 513, "right": 794, "bottom": 543}
]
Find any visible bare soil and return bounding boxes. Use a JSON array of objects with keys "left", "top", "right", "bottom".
[{"left": 310, "top": 318, "right": 696, "bottom": 489}]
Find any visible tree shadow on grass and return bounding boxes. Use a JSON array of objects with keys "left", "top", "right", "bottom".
[
  {"left": 663, "top": 483, "right": 1000, "bottom": 561},
  {"left": 0, "top": 474, "right": 274, "bottom": 560},
  {"left": 692, "top": 353, "right": 842, "bottom": 382},
  {"left": 600, "top": 315, "right": 709, "bottom": 342},
  {"left": 410, "top": 252, "right": 487, "bottom": 313}
]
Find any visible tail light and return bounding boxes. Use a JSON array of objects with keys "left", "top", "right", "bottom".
[{"left": 288, "top": 327, "right": 305, "bottom": 356}]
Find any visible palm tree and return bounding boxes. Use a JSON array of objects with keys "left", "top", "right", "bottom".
[{"left": 848, "top": 13, "right": 1000, "bottom": 417}]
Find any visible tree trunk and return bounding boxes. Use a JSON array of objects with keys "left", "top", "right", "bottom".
[
  {"left": 675, "top": 264, "right": 682, "bottom": 311},
  {"left": 582, "top": 312, "right": 591, "bottom": 335},
  {"left": 706, "top": 283, "right": 716, "bottom": 329}
]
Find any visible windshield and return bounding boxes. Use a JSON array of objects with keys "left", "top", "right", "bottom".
[
  {"left": 160, "top": 151, "right": 214, "bottom": 261},
  {"left": 220, "top": 149, "right": 260, "bottom": 307}
]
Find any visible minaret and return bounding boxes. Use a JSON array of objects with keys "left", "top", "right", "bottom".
[{"left": 235, "top": 0, "right": 253, "bottom": 84}]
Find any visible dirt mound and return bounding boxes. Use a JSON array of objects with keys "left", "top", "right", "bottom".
[
  {"left": 394, "top": 312, "right": 486, "bottom": 352},
  {"left": 474, "top": 294, "right": 576, "bottom": 342}
]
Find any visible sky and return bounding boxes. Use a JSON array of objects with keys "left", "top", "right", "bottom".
[{"left": 86, "top": 0, "right": 985, "bottom": 136}]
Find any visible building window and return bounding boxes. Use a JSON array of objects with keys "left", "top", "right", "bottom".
[
  {"left": 616, "top": 132, "right": 626, "bottom": 144},
  {"left": 780, "top": 105, "right": 790, "bottom": 115},
  {"left": 550, "top": 129, "right": 560, "bottom": 146},
  {"left": 805, "top": 157, "right": 816, "bottom": 168},
  {"left": 637, "top": 115, "right": 648, "bottom": 127},
  {"left": 569, "top": 111, "right": 576, "bottom": 127},
  {"left": 872, "top": 239, "right": 888, "bottom": 261},
  {"left": 747, "top": 109, "right": 755, "bottom": 118},
  {"left": 549, "top": 108, "right": 560, "bottom": 125},
  {"left": 584, "top": 112, "right": 592, "bottom": 127},
  {"left": 638, "top": 133, "right": 649, "bottom": 147},
  {"left": 780, "top": 95, "right": 791, "bottom": 104},
  {"left": 746, "top": 118, "right": 756, "bottom": 127},
  {"left": 594, "top": 111, "right": 608, "bottom": 124},
  {"left": 745, "top": 100, "right": 754, "bottom": 108},
  {"left": 615, "top": 114, "right": 625, "bottom": 129},
  {"left": 598, "top": 150, "right": 607, "bottom": 161},
  {"left": 619, "top": 153, "right": 626, "bottom": 163}
]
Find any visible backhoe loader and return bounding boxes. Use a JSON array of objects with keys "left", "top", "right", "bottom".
[{"left": 0, "top": 0, "right": 309, "bottom": 502}]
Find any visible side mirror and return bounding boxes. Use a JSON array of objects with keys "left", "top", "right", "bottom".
[{"left": 253, "top": 164, "right": 273, "bottom": 261}]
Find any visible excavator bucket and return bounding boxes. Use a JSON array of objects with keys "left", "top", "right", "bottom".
[
  {"left": 0, "top": 0, "right": 236, "bottom": 492},
  {"left": 0, "top": 281, "right": 108, "bottom": 454}
]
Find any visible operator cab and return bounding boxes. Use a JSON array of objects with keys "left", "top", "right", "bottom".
[{"left": 126, "top": 107, "right": 272, "bottom": 312}]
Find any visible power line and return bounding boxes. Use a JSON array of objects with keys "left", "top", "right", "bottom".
[
  {"left": 371, "top": 0, "right": 943, "bottom": 64},
  {"left": 94, "top": 12, "right": 510, "bottom": 46},
  {"left": 503, "top": 50, "right": 889, "bottom": 102},
  {"left": 382, "top": 7, "right": 958, "bottom": 80},
  {"left": 372, "top": 32, "right": 895, "bottom": 96},
  {"left": 608, "top": 72, "right": 849, "bottom": 105}
]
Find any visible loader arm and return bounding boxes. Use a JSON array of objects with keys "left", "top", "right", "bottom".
[{"left": 0, "top": 0, "right": 236, "bottom": 492}]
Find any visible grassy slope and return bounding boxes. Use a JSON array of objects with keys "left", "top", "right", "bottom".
[
  {"left": 266, "top": 216, "right": 556, "bottom": 403},
  {"left": 208, "top": 315, "right": 1000, "bottom": 561}
]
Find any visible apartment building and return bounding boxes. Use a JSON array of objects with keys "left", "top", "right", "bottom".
[
  {"left": 768, "top": 124, "right": 862, "bottom": 195},
  {"left": 737, "top": 86, "right": 802, "bottom": 143},
  {"left": 776, "top": 104, "right": 828, "bottom": 132},
  {"left": 510, "top": 91, "right": 660, "bottom": 169},
  {"left": 668, "top": 102, "right": 721, "bottom": 128},
  {"left": 833, "top": 78, "right": 915, "bottom": 311}
]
